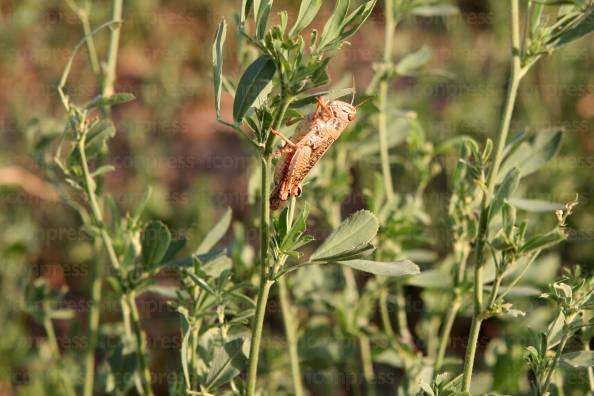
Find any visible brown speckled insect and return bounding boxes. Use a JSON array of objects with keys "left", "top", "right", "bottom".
[{"left": 270, "top": 96, "right": 356, "bottom": 210}]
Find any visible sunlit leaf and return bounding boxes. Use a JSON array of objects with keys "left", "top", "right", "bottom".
[
  {"left": 310, "top": 210, "right": 378, "bottom": 261},
  {"left": 336, "top": 259, "right": 420, "bottom": 277},
  {"left": 213, "top": 19, "right": 227, "bottom": 120}
]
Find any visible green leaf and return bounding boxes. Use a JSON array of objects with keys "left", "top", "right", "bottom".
[
  {"left": 255, "top": 0, "right": 273, "bottom": 40},
  {"left": 498, "top": 130, "right": 562, "bottom": 182},
  {"left": 91, "top": 164, "right": 115, "bottom": 177},
  {"left": 317, "top": 0, "right": 350, "bottom": 49},
  {"left": 233, "top": 55, "right": 276, "bottom": 123},
  {"left": 106, "top": 342, "right": 138, "bottom": 393},
  {"left": 336, "top": 259, "right": 420, "bottom": 277},
  {"left": 180, "top": 324, "right": 191, "bottom": 387},
  {"left": 334, "top": 0, "right": 377, "bottom": 44},
  {"left": 196, "top": 207, "right": 232, "bottom": 255},
  {"left": 561, "top": 351, "right": 594, "bottom": 368},
  {"left": 241, "top": 0, "right": 254, "bottom": 23},
  {"left": 132, "top": 187, "right": 152, "bottom": 224},
  {"left": 84, "top": 120, "right": 116, "bottom": 158},
  {"left": 411, "top": 4, "right": 460, "bottom": 17},
  {"left": 162, "top": 238, "right": 187, "bottom": 263},
  {"left": 519, "top": 229, "right": 565, "bottom": 255},
  {"left": 508, "top": 198, "right": 564, "bottom": 212},
  {"left": 289, "top": 0, "right": 322, "bottom": 38},
  {"left": 204, "top": 338, "right": 248, "bottom": 390},
  {"left": 395, "top": 46, "right": 432, "bottom": 76},
  {"left": 85, "top": 92, "right": 135, "bottom": 110},
  {"left": 310, "top": 210, "right": 379, "bottom": 261},
  {"left": 213, "top": 19, "right": 227, "bottom": 121},
  {"left": 490, "top": 168, "right": 520, "bottom": 221},
  {"left": 547, "top": 312, "right": 566, "bottom": 349},
  {"left": 184, "top": 270, "right": 216, "bottom": 295},
  {"left": 405, "top": 269, "right": 452, "bottom": 289},
  {"left": 141, "top": 221, "right": 172, "bottom": 269},
  {"left": 548, "top": 9, "right": 594, "bottom": 49}
]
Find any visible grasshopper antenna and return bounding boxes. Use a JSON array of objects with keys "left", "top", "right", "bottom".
[{"left": 350, "top": 76, "right": 356, "bottom": 105}]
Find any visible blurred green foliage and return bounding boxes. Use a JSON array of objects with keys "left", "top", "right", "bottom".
[{"left": 1, "top": 0, "right": 594, "bottom": 395}]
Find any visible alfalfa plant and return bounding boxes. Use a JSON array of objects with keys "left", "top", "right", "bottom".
[
  {"left": 453, "top": 1, "right": 594, "bottom": 392},
  {"left": 32, "top": 2, "right": 249, "bottom": 396},
  {"left": 212, "top": 1, "right": 423, "bottom": 395}
]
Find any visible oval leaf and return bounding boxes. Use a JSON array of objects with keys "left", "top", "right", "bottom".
[
  {"left": 233, "top": 55, "right": 276, "bottom": 123},
  {"left": 337, "top": 259, "right": 420, "bottom": 277},
  {"left": 310, "top": 210, "right": 379, "bottom": 261},
  {"left": 561, "top": 351, "right": 594, "bottom": 368},
  {"left": 141, "top": 221, "right": 172, "bottom": 268}
]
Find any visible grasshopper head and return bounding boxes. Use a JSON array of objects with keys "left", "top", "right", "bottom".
[{"left": 328, "top": 100, "right": 357, "bottom": 123}]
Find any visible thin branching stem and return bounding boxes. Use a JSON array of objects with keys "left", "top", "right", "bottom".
[
  {"left": 541, "top": 332, "right": 570, "bottom": 395},
  {"left": 43, "top": 306, "right": 76, "bottom": 396},
  {"left": 434, "top": 244, "right": 470, "bottom": 375},
  {"left": 246, "top": 92, "right": 292, "bottom": 396},
  {"left": 461, "top": 0, "right": 523, "bottom": 390},
  {"left": 102, "top": 0, "right": 123, "bottom": 98}
]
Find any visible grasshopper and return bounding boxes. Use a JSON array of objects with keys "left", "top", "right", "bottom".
[{"left": 270, "top": 96, "right": 356, "bottom": 210}]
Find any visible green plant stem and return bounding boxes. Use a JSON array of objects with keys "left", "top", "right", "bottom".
[
  {"left": 278, "top": 198, "right": 305, "bottom": 396},
  {"left": 498, "top": 252, "right": 540, "bottom": 300},
  {"left": 434, "top": 296, "right": 461, "bottom": 373},
  {"left": 246, "top": 278, "right": 273, "bottom": 396},
  {"left": 359, "top": 334, "right": 376, "bottom": 396},
  {"left": 78, "top": 132, "right": 153, "bottom": 395},
  {"left": 278, "top": 277, "right": 304, "bottom": 396},
  {"left": 342, "top": 266, "right": 377, "bottom": 396},
  {"left": 378, "top": 0, "right": 396, "bottom": 201},
  {"left": 541, "top": 332, "right": 570, "bottom": 395},
  {"left": 79, "top": 10, "right": 101, "bottom": 79},
  {"left": 434, "top": 245, "right": 469, "bottom": 375},
  {"left": 461, "top": 0, "right": 523, "bottom": 391},
  {"left": 379, "top": 287, "right": 395, "bottom": 337},
  {"left": 43, "top": 311, "right": 76, "bottom": 396},
  {"left": 126, "top": 291, "right": 154, "bottom": 396},
  {"left": 102, "top": 0, "right": 123, "bottom": 98},
  {"left": 246, "top": 93, "right": 292, "bottom": 396},
  {"left": 394, "top": 282, "right": 412, "bottom": 343},
  {"left": 83, "top": 243, "right": 102, "bottom": 396}
]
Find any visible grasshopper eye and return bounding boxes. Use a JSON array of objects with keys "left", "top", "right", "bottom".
[{"left": 348, "top": 113, "right": 356, "bottom": 121}]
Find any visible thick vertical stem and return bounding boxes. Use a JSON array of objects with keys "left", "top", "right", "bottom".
[
  {"left": 378, "top": 0, "right": 396, "bottom": 201},
  {"left": 246, "top": 155, "right": 273, "bottom": 396},
  {"left": 246, "top": 279, "right": 273, "bottom": 396},
  {"left": 461, "top": 0, "right": 522, "bottom": 391},
  {"left": 83, "top": 244, "right": 102, "bottom": 396}
]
